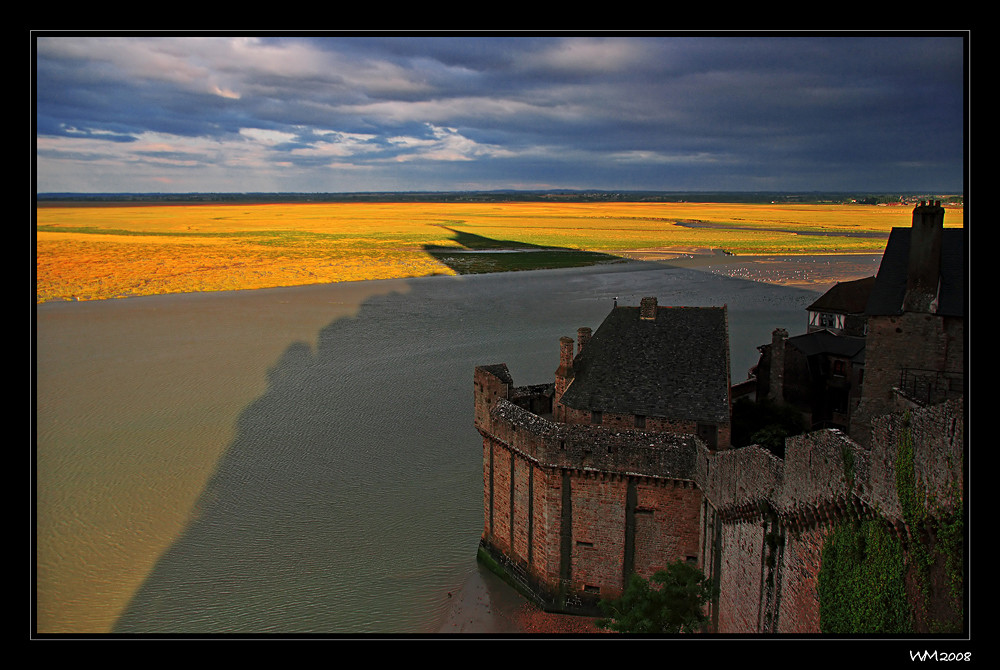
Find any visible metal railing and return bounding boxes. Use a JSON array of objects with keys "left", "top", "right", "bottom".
[{"left": 897, "top": 368, "right": 963, "bottom": 405}]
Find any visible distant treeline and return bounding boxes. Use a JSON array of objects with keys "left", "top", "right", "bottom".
[{"left": 35, "top": 190, "right": 963, "bottom": 206}]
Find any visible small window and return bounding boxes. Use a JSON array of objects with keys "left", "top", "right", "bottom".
[
  {"left": 591, "top": 410, "right": 603, "bottom": 425},
  {"left": 634, "top": 414, "right": 646, "bottom": 429},
  {"left": 832, "top": 360, "right": 846, "bottom": 377},
  {"left": 584, "top": 585, "right": 601, "bottom": 594}
]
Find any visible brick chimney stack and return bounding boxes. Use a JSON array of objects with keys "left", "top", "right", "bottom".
[
  {"left": 640, "top": 297, "right": 658, "bottom": 320},
  {"left": 554, "top": 336, "right": 576, "bottom": 413},
  {"left": 903, "top": 200, "right": 945, "bottom": 313},
  {"left": 577, "top": 327, "right": 592, "bottom": 356},
  {"left": 769, "top": 328, "right": 788, "bottom": 404}
]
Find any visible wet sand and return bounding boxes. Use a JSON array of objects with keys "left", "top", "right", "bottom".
[
  {"left": 433, "top": 563, "right": 603, "bottom": 635},
  {"left": 620, "top": 249, "right": 883, "bottom": 293}
]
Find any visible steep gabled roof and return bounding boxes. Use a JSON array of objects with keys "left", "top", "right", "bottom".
[
  {"left": 807, "top": 276, "right": 875, "bottom": 314},
  {"left": 866, "top": 227, "right": 965, "bottom": 317},
  {"left": 559, "top": 304, "right": 731, "bottom": 423}
]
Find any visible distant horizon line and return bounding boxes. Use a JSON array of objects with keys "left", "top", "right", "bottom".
[{"left": 36, "top": 188, "right": 964, "bottom": 198}]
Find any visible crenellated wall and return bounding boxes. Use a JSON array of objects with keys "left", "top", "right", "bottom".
[
  {"left": 698, "top": 396, "right": 964, "bottom": 633},
  {"left": 475, "top": 363, "right": 964, "bottom": 630}
]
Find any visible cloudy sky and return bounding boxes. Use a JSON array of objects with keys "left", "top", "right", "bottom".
[{"left": 34, "top": 34, "right": 966, "bottom": 194}]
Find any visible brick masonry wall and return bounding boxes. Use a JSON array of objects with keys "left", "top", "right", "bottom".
[
  {"left": 633, "top": 480, "right": 703, "bottom": 576},
  {"left": 853, "top": 313, "right": 963, "bottom": 445},
  {"left": 476, "top": 365, "right": 964, "bottom": 629},
  {"left": 775, "top": 525, "right": 827, "bottom": 633},
  {"left": 568, "top": 473, "right": 628, "bottom": 598},
  {"left": 701, "top": 397, "right": 963, "bottom": 632},
  {"left": 715, "top": 518, "right": 767, "bottom": 633},
  {"left": 558, "top": 403, "right": 732, "bottom": 449}
]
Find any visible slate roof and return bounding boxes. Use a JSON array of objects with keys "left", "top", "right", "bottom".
[
  {"left": 559, "top": 305, "right": 731, "bottom": 423},
  {"left": 866, "top": 227, "right": 965, "bottom": 317},
  {"left": 807, "top": 276, "right": 875, "bottom": 314},
  {"left": 479, "top": 363, "right": 513, "bottom": 385}
]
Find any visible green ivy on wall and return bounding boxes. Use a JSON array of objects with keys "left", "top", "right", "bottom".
[
  {"left": 818, "top": 518, "right": 913, "bottom": 633},
  {"left": 819, "top": 410, "right": 963, "bottom": 634},
  {"left": 894, "top": 412, "right": 964, "bottom": 632}
]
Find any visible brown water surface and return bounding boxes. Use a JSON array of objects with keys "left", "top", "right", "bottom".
[{"left": 35, "top": 255, "right": 881, "bottom": 635}]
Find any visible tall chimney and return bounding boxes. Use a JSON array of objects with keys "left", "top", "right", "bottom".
[
  {"left": 903, "top": 200, "right": 944, "bottom": 313},
  {"left": 577, "top": 327, "right": 592, "bottom": 356},
  {"left": 640, "top": 297, "right": 658, "bottom": 320},
  {"left": 769, "top": 328, "right": 788, "bottom": 404},
  {"left": 554, "top": 336, "right": 575, "bottom": 409}
]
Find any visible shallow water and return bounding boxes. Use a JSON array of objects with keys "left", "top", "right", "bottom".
[{"left": 34, "top": 256, "right": 880, "bottom": 635}]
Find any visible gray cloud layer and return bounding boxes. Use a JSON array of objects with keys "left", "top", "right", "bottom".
[{"left": 35, "top": 34, "right": 966, "bottom": 193}]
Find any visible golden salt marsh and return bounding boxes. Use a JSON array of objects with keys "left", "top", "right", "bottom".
[{"left": 35, "top": 201, "right": 963, "bottom": 303}]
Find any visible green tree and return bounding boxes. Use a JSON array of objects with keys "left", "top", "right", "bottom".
[{"left": 597, "top": 561, "right": 715, "bottom": 634}]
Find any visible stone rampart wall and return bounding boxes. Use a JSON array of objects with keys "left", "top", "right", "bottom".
[
  {"left": 701, "top": 396, "right": 964, "bottom": 633},
  {"left": 475, "top": 364, "right": 965, "bottom": 630},
  {"left": 483, "top": 394, "right": 701, "bottom": 482}
]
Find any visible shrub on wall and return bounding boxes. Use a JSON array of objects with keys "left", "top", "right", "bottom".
[
  {"left": 596, "top": 561, "right": 716, "bottom": 634},
  {"left": 731, "top": 398, "right": 805, "bottom": 458}
]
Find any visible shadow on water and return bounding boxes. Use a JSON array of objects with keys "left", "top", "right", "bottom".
[{"left": 107, "top": 234, "right": 873, "bottom": 635}]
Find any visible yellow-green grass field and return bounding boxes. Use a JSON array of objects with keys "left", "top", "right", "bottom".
[{"left": 36, "top": 201, "right": 964, "bottom": 303}]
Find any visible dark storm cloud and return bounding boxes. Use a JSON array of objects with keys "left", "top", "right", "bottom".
[{"left": 34, "top": 34, "right": 966, "bottom": 193}]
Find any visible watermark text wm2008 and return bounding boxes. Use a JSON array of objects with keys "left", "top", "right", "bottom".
[{"left": 909, "top": 651, "right": 972, "bottom": 662}]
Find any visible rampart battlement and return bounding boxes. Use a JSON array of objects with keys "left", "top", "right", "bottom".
[
  {"left": 475, "top": 369, "right": 963, "bottom": 630},
  {"left": 697, "top": 397, "right": 963, "bottom": 537},
  {"left": 483, "top": 396, "right": 700, "bottom": 481},
  {"left": 477, "top": 363, "right": 963, "bottom": 533}
]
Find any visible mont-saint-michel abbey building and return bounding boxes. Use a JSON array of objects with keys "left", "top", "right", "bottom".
[{"left": 474, "top": 201, "right": 964, "bottom": 633}]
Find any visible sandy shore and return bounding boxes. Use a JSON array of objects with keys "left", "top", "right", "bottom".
[
  {"left": 433, "top": 563, "right": 603, "bottom": 635},
  {"left": 617, "top": 249, "right": 883, "bottom": 293}
]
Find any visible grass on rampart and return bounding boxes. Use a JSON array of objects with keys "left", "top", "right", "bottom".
[{"left": 36, "top": 201, "right": 963, "bottom": 302}]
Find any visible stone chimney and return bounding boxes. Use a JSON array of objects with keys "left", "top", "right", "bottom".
[
  {"left": 554, "top": 336, "right": 575, "bottom": 409},
  {"left": 903, "top": 200, "right": 945, "bottom": 313},
  {"left": 640, "top": 296, "right": 658, "bottom": 320},
  {"left": 769, "top": 328, "right": 788, "bottom": 404},
  {"left": 577, "top": 327, "right": 592, "bottom": 356}
]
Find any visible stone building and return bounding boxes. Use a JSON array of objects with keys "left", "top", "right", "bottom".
[
  {"left": 806, "top": 275, "right": 875, "bottom": 337},
  {"left": 754, "top": 201, "right": 963, "bottom": 437},
  {"left": 475, "top": 301, "right": 730, "bottom": 612},
  {"left": 474, "top": 201, "right": 965, "bottom": 631},
  {"left": 755, "top": 327, "right": 867, "bottom": 431},
  {"left": 851, "top": 200, "right": 965, "bottom": 445},
  {"left": 555, "top": 299, "right": 732, "bottom": 449}
]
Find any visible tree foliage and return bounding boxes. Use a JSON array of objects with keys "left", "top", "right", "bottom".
[
  {"left": 731, "top": 397, "right": 806, "bottom": 457},
  {"left": 596, "top": 561, "right": 715, "bottom": 634}
]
